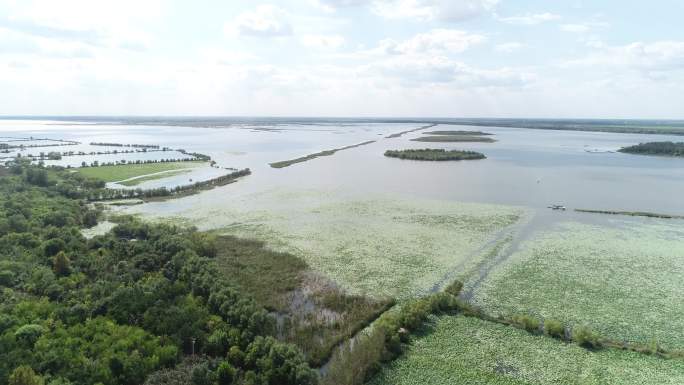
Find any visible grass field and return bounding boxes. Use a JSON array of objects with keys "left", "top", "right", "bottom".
[
  {"left": 369, "top": 315, "right": 684, "bottom": 385},
  {"left": 117, "top": 169, "right": 193, "bottom": 186},
  {"left": 77, "top": 161, "right": 205, "bottom": 182},
  {"left": 471, "top": 220, "right": 684, "bottom": 350}
]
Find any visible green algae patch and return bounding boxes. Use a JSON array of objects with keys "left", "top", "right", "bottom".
[
  {"left": 472, "top": 220, "right": 684, "bottom": 350},
  {"left": 369, "top": 315, "right": 684, "bottom": 385}
]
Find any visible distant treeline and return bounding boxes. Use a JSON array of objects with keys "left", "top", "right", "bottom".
[
  {"left": 384, "top": 149, "right": 486, "bottom": 161},
  {"left": 423, "top": 130, "right": 493, "bottom": 136},
  {"left": 90, "top": 142, "right": 160, "bottom": 149},
  {"left": 86, "top": 168, "right": 251, "bottom": 201},
  {"left": 75, "top": 157, "right": 201, "bottom": 168},
  {"left": 618, "top": 141, "right": 684, "bottom": 157},
  {"left": 0, "top": 142, "right": 78, "bottom": 150},
  {"left": 411, "top": 135, "right": 496, "bottom": 143}
]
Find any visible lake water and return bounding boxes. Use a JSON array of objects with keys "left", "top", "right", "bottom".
[{"left": 1, "top": 118, "right": 683, "bottom": 216}]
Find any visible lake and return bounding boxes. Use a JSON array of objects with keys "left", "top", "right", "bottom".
[{"left": 2, "top": 118, "right": 682, "bottom": 215}]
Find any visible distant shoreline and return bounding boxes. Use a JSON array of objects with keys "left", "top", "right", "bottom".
[{"left": 3, "top": 116, "right": 684, "bottom": 136}]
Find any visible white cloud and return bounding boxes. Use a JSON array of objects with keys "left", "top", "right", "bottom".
[
  {"left": 225, "top": 5, "right": 293, "bottom": 38},
  {"left": 371, "top": 0, "right": 499, "bottom": 22},
  {"left": 495, "top": 42, "right": 525, "bottom": 53},
  {"left": 311, "top": 0, "right": 369, "bottom": 12},
  {"left": 562, "top": 41, "right": 684, "bottom": 75},
  {"left": 560, "top": 23, "right": 590, "bottom": 33},
  {"left": 302, "top": 34, "right": 346, "bottom": 49},
  {"left": 1, "top": 0, "right": 160, "bottom": 50},
  {"left": 498, "top": 12, "right": 561, "bottom": 25},
  {"left": 560, "top": 21, "right": 609, "bottom": 33},
  {"left": 378, "top": 29, "right": 486, "bottom": 55}
]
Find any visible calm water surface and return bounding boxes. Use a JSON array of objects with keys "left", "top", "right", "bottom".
[{"left": 1, "top": 119, "right": 683, "bottom": 215}]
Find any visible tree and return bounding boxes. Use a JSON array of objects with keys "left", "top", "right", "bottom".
[
  {"left": 52, "top": 252, "right": 71, "bottom": 276},
  {"left": 8, "top": 366, "right": 44, "bottom": 385},
  {"left": 216, "top": 362, "right": 235, "bottom": 385}
]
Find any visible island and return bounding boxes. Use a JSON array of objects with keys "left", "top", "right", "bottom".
[
  {"left": 384, "top": 148, "right": 486, "bottom": 161},
  {"left": 618, "top": 141, "right": 684, "bottom": 156}
]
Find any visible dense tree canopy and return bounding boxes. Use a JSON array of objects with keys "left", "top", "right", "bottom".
[{"left": 0, "top": 161, "right": 316, "bottom": 385}]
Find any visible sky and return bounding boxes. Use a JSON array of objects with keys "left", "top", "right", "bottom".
[{"left": 0, "top": 0, "right": 683, "bottom": 118}]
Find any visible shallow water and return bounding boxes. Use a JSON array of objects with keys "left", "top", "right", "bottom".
[{"left": 2, "top": 118, "right": 681, "bottom": 215}]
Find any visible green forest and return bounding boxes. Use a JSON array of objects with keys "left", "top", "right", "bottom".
[{"left": 0, "top": 160, "right": 316, "bottom": 385}]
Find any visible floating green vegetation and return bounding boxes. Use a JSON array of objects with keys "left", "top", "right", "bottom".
[
  {"left": 77, "top": 161, "right": 205, "bottom": 182},
  {"left": 618, "top": 141, "right": 684, "bottom": 157},
  {"left": 423, "top": 130, "right": 493, "bottom": 136},
  {"left": 411, "top": 135, "right": 496, "bottom": 143},
  {"left": 472, "top": 221, "right": 684, "bottom": 350},
  {"left": 269, "top": 141, "right": 376, "bottom": 168},
  {"left": 128, "top": 190, "right": 523, "bottom": 300},
  {"left": 117, "top": 169, "right": 194, "bottom": 186},
  {"left": 384, "top": 149, "right": 486, "bottom": 161},
  {"left": 369, "top": 315, "right": 684, "bottom": 385},
  {"left": 576, "top": 209, "right": 684, "bottom": 219}
]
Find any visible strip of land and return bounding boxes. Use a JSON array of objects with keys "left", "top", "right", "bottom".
[
  {"left": 386, "top": 124, "right": 436, "bottom": 138},
  {"left": 423, "top": 130, "right": 493, "bottom": 136},
  {"left": 575, "top": 209, "right": 684, "bottom": 219},
  {"left": 269, "top": 141, "right": 376, "bottom": 168},
  {"left": 117, "top": 168, "right": 195, "bottom": 186},
  {"left": 411, "top": 135, "right": 496, "bottom": 143}
]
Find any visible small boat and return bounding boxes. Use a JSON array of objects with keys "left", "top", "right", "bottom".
[{"left": 548, "top": 205, "right": 567, "bottom": 211}]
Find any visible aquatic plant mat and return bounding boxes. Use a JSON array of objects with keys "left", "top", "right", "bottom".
[
  {"left": 369, "top": 315, "right": 684, "bottom": 385},
  {"left": 470, "top": 220, "right": 684, "bottom": 350},
  {"left": 131, "top": 190, "right": 523, "bottom": 300}
]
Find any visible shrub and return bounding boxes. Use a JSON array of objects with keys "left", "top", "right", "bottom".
[
  {"left": 511, "top": 314, "right": 541, "bottom": 334},
  {"left": 444, "top": 280, "right": 464, "bottom": 296},
  {"left": 544, "top": 319, "right": 565, "bottom": 339},
  {"left": 572, "top": 325, "right": 602, "bottom": 349}
]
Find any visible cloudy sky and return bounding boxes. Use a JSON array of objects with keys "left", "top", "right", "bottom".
[{"left": 1, "top": 0, "right": 683, "bottom": 118}]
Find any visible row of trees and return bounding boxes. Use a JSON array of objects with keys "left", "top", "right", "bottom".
[
  {"left": 77, "top": 157, "right": 199, "bottom": 168},
  {"left": 90, "top": 142, "right": 160, "bottom": 149},
  {"left": 0, "top": 162, "right": 316, "bottom": 385}
]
